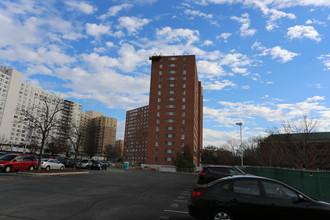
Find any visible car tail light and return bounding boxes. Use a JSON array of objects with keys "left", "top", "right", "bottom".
[
  {"left": 191, "top": 191, "right": 202, "bottom": 197},
  {"left": 200, "top": 172, "right": 208, "bottom": 175}
]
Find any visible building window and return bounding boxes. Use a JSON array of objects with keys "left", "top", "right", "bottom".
[
  {"left": 166, "top": 119, "right": 176, "bottom": 123},
  {"left": 158, "top": 98, "right": 161, "bottom": 102},
  {"left": 182, "top": 84, "right": 186, "bottom": 88},
  {"left": 158, "top": 84, "right": 162, "bottom": 89},
  {"left": 166, "top": 112, "right": 176, "bottom": 116},
  {"left": 158, "top": 91, "right": 161, "bottom": 96},
  {"left": 183, "top": 70, "right": 186, "bottom": 75},
  {"left": 160, "top": 64, "right": 163, "bottom": 68},
  {"left": 165, "top": 157, "right": 173, "bottom": 162},
  {"left": 181, "top": 134, "right": 185, "bottom": 139},
  {"left": 165, "top": 149, "right": 174, "bottom": 154},
  {"left": 166, "top": 134, "right": 175, "bottom": 138},
  {"left": 182, "top": 120, "right": 185, "bottom": 124},
  {"left": 182, "top": 91, "right": 186, "bottom": 95},
  {"left": 167, "top": 83, "right": 177, "bottom": 87},
  {"left": 165, "top": 141, "right": 175, "bottom": 146},
  {"left": 159, "top": 71, "right": 162, "bottom": 75},
  {"left": 166, "top": 104, "right": 176, "bottom": 109},
  {"left": 183, "top": 77, "right": 186, "bottom": 81},
  {"left": 167, "top": 97, "right": 176, "bottom": 101},
  {"left": 167, "top": 76, "right": 177, "bottom": 81},
  {"left": 182, "top": 98, "right": 186, "bottom": 102},
  {"left": 169, "top": 57, "right": 177, "bottom": 61},
  {"left": 157, "top": 112, "right": 160, "bottom": 116},
  {"left": 168, "top": 70, "right": 177, "bottom": 74},
  {"left": 169, "top": 63, "right": 177, "bottom": 67},
  {"left": 167, "top": 90, "right": 176, "bottom": 94},
  {"left": 182, "top": 105, "right": 186, "bottom": 110},
  {"left": 166, "top": 126, "right": 176, "bottom": 131},
  {"left": 182, "top": 112, "right": 185, "bottom": 117}
]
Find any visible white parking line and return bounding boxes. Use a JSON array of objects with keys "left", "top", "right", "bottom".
[{"left": 164, "top": 210, "right": 189, "bottom": 214}]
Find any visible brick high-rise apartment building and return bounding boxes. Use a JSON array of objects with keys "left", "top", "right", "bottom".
[{"left": 124, "top": 55, "right": 203, "bottom": 169}]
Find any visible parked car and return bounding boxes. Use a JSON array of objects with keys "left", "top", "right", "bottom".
[
  {"left": 189, "top": 175, "right": 330, "bottom": 220},
  {"left": 90, "top": 161, "right": 109, "bottom": 170},
  {"left": 41, "top": 158, "right": 65, "bottom": 170},
  {"left": 0, "top": 154, "right": 38, "bottom": 172},
  {"left": 63, "top": 158, "right": 76, "bottom": 168},
  {"left": 76, "top": 159, "right": 94, "bottom": 169},
  {"left": 197, "top": 165, "right": 245, "bottom": 184}
]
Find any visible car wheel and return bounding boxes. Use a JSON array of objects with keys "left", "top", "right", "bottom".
[
  {"left": 29, "top": 166, "right": 35, "bottom": 171},
  {"left": 4, "top": 166, "right": 11, "bottom": 173},
  {"left": 46, "top": 166, "right": 50, "bottom": 170},
  {"left": 60, "top": 166, "right": 64, "bottom": 170},
  {"left": 210, "top": 209, "right": 234, "bottom": 220}
]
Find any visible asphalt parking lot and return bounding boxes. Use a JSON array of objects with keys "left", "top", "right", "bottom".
[{"left": 0, "top": 168, "right": 197, "bottom": 220}]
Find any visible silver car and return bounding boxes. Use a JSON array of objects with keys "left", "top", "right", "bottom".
[{"left": 41, "top": 158, "right": 65, "bottom": 170}]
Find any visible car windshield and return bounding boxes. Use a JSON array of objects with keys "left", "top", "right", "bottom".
[
  {"left": 0, "top": 154, "right": 16, "bottom": 161},
  {"left": 81, "top": 160, "right": 89, "bottom": 163},
  {"left": 42, "top": 158, "right": 50, "bottom": 162}
]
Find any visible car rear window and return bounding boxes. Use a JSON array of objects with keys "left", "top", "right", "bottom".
[
  {"left": 208, "top": 167, "right": 230, "bottom": 174},
  {"left": 0, "top": 155, "right": 16, "bottom": 161}
]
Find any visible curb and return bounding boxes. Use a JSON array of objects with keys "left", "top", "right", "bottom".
[{"left": 21, "top": 171, "right": 90, "bottom": 176}]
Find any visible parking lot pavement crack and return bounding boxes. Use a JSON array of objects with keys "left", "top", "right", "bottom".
[
  {"left": 0, "top": 214, "right": 36, "bottom": 220},
  {"left": 57, "top": 200, "right": 101, "bottom": 220}
]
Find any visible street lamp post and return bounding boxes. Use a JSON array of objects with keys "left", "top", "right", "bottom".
[{"left": 236, "top": 122, "right": 244, "bottom": 167}]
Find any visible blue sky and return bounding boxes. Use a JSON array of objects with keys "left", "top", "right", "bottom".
[{"left": 1, "top": 0, "right": 330, "bottom": 147}]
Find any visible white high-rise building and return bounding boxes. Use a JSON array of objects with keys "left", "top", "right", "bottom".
[{"left": 0, "top": 66, "right": 82, "bottom": 148}]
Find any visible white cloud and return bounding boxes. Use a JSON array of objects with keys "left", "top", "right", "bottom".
[
  {"left": 248, "top": 0, "right": 296, "bottom": 31},
  {"left": 109, "top": 4, "right": 133, "bottom": 16},
  {"left": 204, "top": 80, "right": 236, "bottom": 90},
  {"left": 317, "top": 54, "right": 330, "bottom": 70},
  {"left": 100, "top": 3, "right": 133, "bottom": 19},
  {"left": 203, "top": 97, "right": 330, "bottom": 130},
  {"left": 217, "top": 33, "right": 232, "bottom": 42},
  {"left": 231, "top": 13, "right": 256, "bottom": 37},
  {"left": 197, "top": 60, "right": 226, "bottom": 78},
  {"left": 306, "top": 19, "right": 326, "bottom": 25},
  {"left": 252, "top": 42, "right": 299, "bottom": 63},
  {"left": 220, "top": 53, "right": 256, "bottom": 74},
  {"left": 203, "top": 128, "right": 238, "bottom": 147},
  {"left": 199, "top": 0, "right": 330, "bottom": 8},
  {"left": 184, "top": 9, "right": 213, "bottom": 19},
  {"left": 106, "top": 42, "right": 116, "bottom": 48},
  {"left": 65, "top": 1, "right": 96, "bottom": 14},
  {"left": 86, "top": 23, "right": 111, "bottom": 36},
  {"left": 287, "top": 25, "right": 321, "bottom": 42},
  {"left": 117, "top": 16, "right": 151, "bottom": 35},
  {"left": 203, "top": 40, "right": 214, "bottom": 46},
  {"left": 155, "top": 27, "right": 200, "bottom": 45}
]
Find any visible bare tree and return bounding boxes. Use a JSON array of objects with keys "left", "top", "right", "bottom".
[
  {"left": 262, "top": 116, "right": 330, "bottom": 169},
  {"left": 66, "top": 123, "right": 86, "bottom": 169},
  {"left": 20, "top": 95, "right": 63, "bottom": 169},
  {"left": 0, "top": 135, "right": 9, "bottom": 151}
]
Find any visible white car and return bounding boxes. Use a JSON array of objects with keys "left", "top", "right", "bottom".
[{"left": 41, "top": 158, "right": 65, "bottom": 170}]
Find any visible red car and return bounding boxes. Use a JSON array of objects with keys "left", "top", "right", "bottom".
[{"left": 0, "top": 154, "right": 38, "bottom": 172}]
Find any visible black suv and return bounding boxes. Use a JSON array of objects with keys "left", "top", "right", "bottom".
[{"left": 197, "top": 165, "right": 245, "bottom": 184}]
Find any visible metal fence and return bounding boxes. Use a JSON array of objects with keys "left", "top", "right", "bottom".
[{"left": 242, "top": 166, "right": 330, "bottom": 202}]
